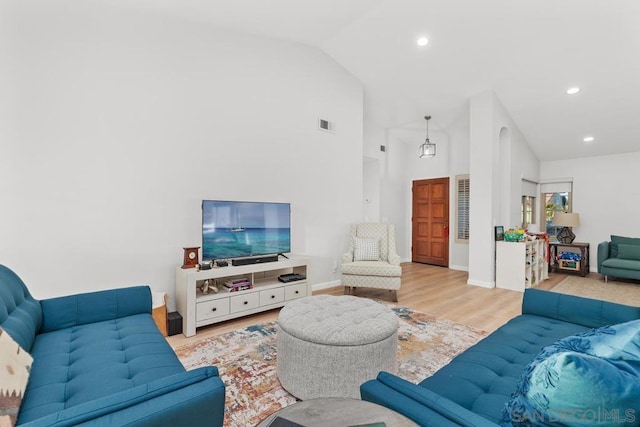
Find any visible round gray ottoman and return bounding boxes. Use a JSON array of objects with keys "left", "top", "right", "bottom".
[{"left": 276, "top": 295, "right": 398, "bottom": 400}]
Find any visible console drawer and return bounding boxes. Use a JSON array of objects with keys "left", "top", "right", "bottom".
[
  {"left": 230, "top": 292, "right": 260, "bottom": 313},
  {"left": 260, "top": 287, "right": 285, "bottom": 306},
  {"left": 285, "top": 282, "right": 307, "bottom": 300},
  {"left": 196, "top": 299, "right": 230, "bottom": 322}
]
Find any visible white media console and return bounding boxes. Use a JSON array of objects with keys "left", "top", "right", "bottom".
[{"left": 175, "top": 256, "right": 312, "bottom": 337}]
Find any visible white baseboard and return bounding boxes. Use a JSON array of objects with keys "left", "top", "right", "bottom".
[
  {"left": 467, "top": 278, "right": 495, "bottom": 288},
  {"left": 449, "top": 264, "right": 469, "bottom": 272},
  {"left": 312, "top": 280, "right": 341, "bottom": 292}
]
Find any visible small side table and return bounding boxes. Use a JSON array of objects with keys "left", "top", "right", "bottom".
[{"left": 549, "top": 242, "right": 590, "bottom": 277}]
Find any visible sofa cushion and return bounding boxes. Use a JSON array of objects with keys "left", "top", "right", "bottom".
[
  {"left": 0, "top": 327, "right": 33, "bottom": 426},
  {"left": 418, "top": 314, "right": 590, "bottom": 423},
  {"left": 610, "top": 235, "right": 640, "bottom": 258},
  {"left": 616, "top": 243, "right": 640, "bottom": 261},
  {"left": 353, "top": 237, "right": 381, "bottom": 261},
  {"left": 601, "top": 257, "right": 640, "bottom": 271},
  {"left": 0, "top": 265, "right": 43, "bottom": 352},
  {"left": 503, "top": 319, "right": 640, "bottom": 426},
  {"left": 341, "top": 260, "right": 402, "bottom": 277},
  {"left": 18, "top": 313, "right": 185, "bottom": 424}
]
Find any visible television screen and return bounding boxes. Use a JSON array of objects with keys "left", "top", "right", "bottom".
[{"left": 202, "top": 200, "right": 291, "bottom": 261}]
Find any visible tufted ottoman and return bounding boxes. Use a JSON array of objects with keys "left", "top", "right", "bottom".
[{"left": 276, "top": 295, "right": 398, "bottom": 399}]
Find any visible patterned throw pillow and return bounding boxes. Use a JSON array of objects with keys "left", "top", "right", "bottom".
[
  {"left": 503, "top": 319, "right": 640, "bottom": 427},
  {"left": 353, "top": 237, "right": 380, "bottom": 261},
  {"left": 0, "top": 327, "right": 33, "bottom": 427}
]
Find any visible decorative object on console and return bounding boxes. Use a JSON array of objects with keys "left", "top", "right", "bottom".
[
  {"left": 495, "top": 226, "right": 505, "bottom": 241},
  {"left": 182, "top": 247, "right": 200, "bottom": 269},
  {"left": 197, "top": 260, "right": 213, "bottom": 271},
  {"left": 419, "top": 115, "right": 436, "bottom": 158},
  {"left": 553, "top": 212, "right": 580, "bottom": 243}
]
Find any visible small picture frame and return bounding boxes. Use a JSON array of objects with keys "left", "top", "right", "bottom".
[{"left": 495, "top": 226, "right": 505, "bottom": 241}]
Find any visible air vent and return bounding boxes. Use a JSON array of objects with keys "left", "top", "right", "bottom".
[{"left": 318, "top": 118, "right": 335, "bottom": 133}]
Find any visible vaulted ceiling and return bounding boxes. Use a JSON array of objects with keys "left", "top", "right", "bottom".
[{"left": 103, "top": 0, "right": 640, "bottom": 161}]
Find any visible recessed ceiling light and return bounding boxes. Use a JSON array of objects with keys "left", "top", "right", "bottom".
[
  {"left": 566, "top": 87, "right": 580, "bottom": 95},
  {"left": 416, "top": 36, "right": 429, "bottom": 47},
  {"left": 583, "top": 136, "right": 595, "bottom": 143}
]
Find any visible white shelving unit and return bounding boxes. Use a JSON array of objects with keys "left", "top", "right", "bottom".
[
  {"left": 496, "top": 239, "right": 548, "bottom": 292},
  {"left": 175, "top": 256, "right": 312, "bottom": 337}
]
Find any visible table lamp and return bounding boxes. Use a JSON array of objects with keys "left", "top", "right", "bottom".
[{"left": 553, "top": 212, "right": 580, "bottom": 244}]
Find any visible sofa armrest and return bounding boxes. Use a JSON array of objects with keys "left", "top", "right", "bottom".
[
  {"left": 19, "top": 367, "right": 225, "bottom": 427},
  {"left": 597, "top": 241, "right": 610, "bottom": 272},
  {"left": 521, "top": 288, "right": 640, "bottom": 328},
  {"left": 361, "top": 372, "right": 498, "bottom": 427},
  {"left": 388, "top": 252, "right": 401, "bottom": 265},
  {"left": 341, "top": 251, "right": 354, "bottom": 264},
  {"left": 40, "top": 286, "right": 152, "bottom": 333}
]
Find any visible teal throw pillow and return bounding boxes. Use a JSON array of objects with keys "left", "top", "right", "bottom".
[
  {"left": 611, "top": 235, "right": 640, "bottom": 258},
  {"left": 503, "top": 319, "right": 640, "bottom": 427},
  {"left": 616, "top": 244, "right": 640, "bottom": 261}
]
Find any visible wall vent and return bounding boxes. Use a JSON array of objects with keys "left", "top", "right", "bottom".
[{"left": 318, "top": 118, "right": 335, "bottom": 133}]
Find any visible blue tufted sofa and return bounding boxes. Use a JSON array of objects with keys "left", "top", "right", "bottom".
[
  {"left": 361, "top": 288, "right": 640, "bottom": 427},
  {"left": 0, "top": 265, "right": 225, "bottom": 427}
]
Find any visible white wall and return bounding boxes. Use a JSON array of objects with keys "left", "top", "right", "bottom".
[
  {"left": 468, "top": 91, "right": 540, "bottom": 287},
  {"left": 541, "top": 152, "right": 640, "bottom": 271},
  {"left": 0, "top": 0, "right": 364, "bottom": 307}
]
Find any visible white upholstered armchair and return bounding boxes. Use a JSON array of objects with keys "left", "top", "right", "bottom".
[{"left": 341, "top": 223, "right": 402, "bottom": 302}]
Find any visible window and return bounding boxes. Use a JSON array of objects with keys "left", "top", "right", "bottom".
[
  {"left": 521, "top": 196, "right": 536, "bottom": 229},
  {"left": 456, "top": 174, "right": 470, "bottom": 242},
  {"left": 521, "top": 179, "right": 538, "bottom": 229},
  {"left": 540, "top": 180, "right": 573, "bottom": 241}
]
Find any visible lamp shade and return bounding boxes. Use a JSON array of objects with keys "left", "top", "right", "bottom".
[{"left": 552, "top": 212, "right": 580, "bottom": 227}]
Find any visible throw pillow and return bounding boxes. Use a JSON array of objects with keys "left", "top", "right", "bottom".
[
  {"left": 503, "top": 319, "right": 640, "bottom": 427},
  {"left": 353, "top": 237, "right": 380, "bottom": 261},
  {"left": 0, "top": 327, "right": 33, "bottom": 426},
  {"left": 616, "top": 243, "right": 640, "bottom": 261},
  {"left": 610, "top": 235, "right": 640, "bottom": 258}
]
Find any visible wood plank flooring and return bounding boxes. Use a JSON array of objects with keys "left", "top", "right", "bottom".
[{"left": 167, "top": 262, "right": 567, "bottom": 348}]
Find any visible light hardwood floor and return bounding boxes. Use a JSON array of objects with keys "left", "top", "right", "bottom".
[{"left": 167, "top": 262, "right": 567, "bottom": 348}]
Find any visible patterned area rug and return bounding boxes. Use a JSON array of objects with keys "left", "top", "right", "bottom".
[
  {"left": 550, "top": 275, "right": 640, "bottom": 306},
  {"left": 174, "top": 306, "right": 487, "bottom": 427}
]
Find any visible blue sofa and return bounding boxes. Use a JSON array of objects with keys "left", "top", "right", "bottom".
[
  {"left": 0, "top": 265, "right": 225, "bottom": 427},
  {"left": 361, "top": 289, "right": 640, "bottom": 426},
  {"left": 598, "top": 235, "right": 640, "bottom": 282}
]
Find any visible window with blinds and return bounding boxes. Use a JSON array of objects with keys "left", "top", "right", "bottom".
[{"left": 456, "top": 174, "right": 470, "bottom": 242}]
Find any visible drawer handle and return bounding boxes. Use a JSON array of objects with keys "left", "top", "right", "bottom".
[
  {"left": 211, "top": 307, "right": 217, "bottom": 312},
  {"left": 243, "top": 301, "right": 248, "bottom": 305},
  {"left": 295, "top": 290, "right": 299, "bottom": 294},
  {"left": 271, "top": 295, "right": 276, "bottom": 299}
]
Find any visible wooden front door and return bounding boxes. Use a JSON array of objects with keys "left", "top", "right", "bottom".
[{"left": 412, "top": 178, "right": 449, "bottom": 267}]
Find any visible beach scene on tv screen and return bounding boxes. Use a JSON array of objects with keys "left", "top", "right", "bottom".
[{"left": 202, "top": 201, "right": 291, "bottom": 260}]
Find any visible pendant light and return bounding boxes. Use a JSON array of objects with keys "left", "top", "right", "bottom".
[{"left": 419, "top": 115, "right": 436, "bottom": 158}]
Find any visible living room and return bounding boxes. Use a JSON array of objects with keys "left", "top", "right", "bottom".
[
  {"left": 2, "top": 1, "right": 640, "bottom": 426},
  {"left": 3, "top": 0, "right": 640, "bottom": 301}
]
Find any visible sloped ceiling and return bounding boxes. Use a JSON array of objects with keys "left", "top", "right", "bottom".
[{"left": 95, "top": 0, "right": 640, "bottom": 160}]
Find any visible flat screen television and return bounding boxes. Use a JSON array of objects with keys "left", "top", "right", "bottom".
[{"left": 202, "top": 200, "right": 291, "bottom": 261}]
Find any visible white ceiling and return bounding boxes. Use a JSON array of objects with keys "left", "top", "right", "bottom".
[{"left": 104, "top": 0, "right": 640, "bottom": 161}]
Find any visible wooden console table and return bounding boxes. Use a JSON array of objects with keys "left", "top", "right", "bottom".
[{"left": 549, "top": 242, "right": 590, "bottom": 277}]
